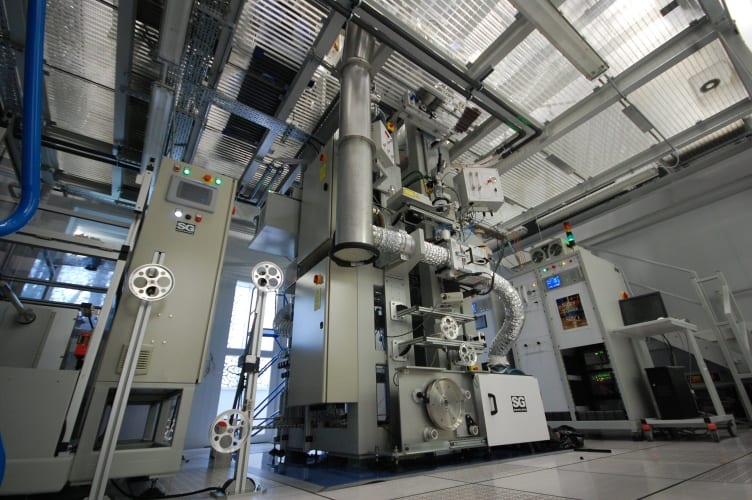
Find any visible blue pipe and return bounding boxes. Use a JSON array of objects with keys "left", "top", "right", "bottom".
[{"left": 0, "top": 0, "right": 45, "bottom": 237}]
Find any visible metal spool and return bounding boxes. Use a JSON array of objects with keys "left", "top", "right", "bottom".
[
  {"left": 209, "top": 409, "right": 251, "bottom": 454},
  {"left": 439, "top": 315, "right": 460, "bottom": 340},
  {"left": 424, "top": 378, "right": 465, "bottom": 431},
  {"left": 128, "top": 264, "right": 175, "bottom": 301},
  {"left": 251, "top": 261, "right": 284, "bottom": 293}
]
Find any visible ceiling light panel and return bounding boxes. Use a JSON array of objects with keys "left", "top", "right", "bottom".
[
  {"left": 626, "top": 40, "right": 748, "bottom": 138},
  {"left": 484, "top": 30, "right": 596, "bottom": 123},
  {"left": 47, "top": 69, "right": 114, "bottom": 143},
  {"left": 559, "top": 0, "right": 704, "bottom": 75},
  {"left": 500, "top": 153, "right": 580, "bottom": 207},
  {"left": 365, "top": 0, "right": 518, "bottom": 66},
  {"left": 231, "top": 0, "right": 327, "bottom": 71},
  {"left": 375, "top": 52, "right": 477, "bottom": 135},
  {"left": 194, "top": 125, "right": 258, "bottom": 179},
  {"left": 44, "top": 0, "right": 117, "bottom": 88},
  {"left": 545, "top": 102, "right": 657, "bottom": 178},
  {"left": 130, "top": 21, "right": 162, "bottom": 96},
  {"left": 53, "top": 149, "right": 114, "bottom": 185},
  {"left": 467, "top": 123, "right": 517, "bottom": 157},
  {"left": 288, "top": 66, "right": 340, "bottom": 134}
]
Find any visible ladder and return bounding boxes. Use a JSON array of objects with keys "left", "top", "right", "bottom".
[{"left": 692, "top": 272, "right": 752, "bottom": 421}]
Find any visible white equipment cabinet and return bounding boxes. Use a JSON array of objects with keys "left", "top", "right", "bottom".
[{"left": 474, "top": 373, "right": 549, "bottom": 446}]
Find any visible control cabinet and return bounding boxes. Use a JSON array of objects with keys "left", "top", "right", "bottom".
[{"left": 454, "top": 167, "right": 504, "bottom": 212}]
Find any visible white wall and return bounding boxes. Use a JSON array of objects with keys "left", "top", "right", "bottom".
[{"left": 557, "top": 140, "right": 752, "bottom": 328}]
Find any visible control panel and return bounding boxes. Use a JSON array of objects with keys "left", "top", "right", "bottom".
[
  {"left": 535, "top": 254, "right": 584, "bottom": 291},
  {"left": 454, "top": 167, "right": 504, "bottom": 211},
  {"left": 98, "top": 158, "right": 236, "bottom": 384}
]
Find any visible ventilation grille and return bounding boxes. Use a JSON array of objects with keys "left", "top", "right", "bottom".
[{"left": 117, "top": 344, "right": 153, "bottom": 375}]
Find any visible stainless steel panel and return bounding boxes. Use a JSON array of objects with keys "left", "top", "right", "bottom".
[
  {"left": 298, "top": 140, "right": 336, "bottom": 261},
  {"left": 249, "top": 193, "right": 300, "bottom": 259}
]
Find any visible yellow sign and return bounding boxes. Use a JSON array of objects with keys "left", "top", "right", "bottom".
[
  {"left": 403, "top": 188, "right": 421, "bottom": 199},
  {"left": 314, "top": 287, "right": 322, "bottom": 311},
  {"left": 319, "top": 164, "right": 327, "bottom": 183}
]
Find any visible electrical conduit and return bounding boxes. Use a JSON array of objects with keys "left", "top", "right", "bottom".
[
  {"left": 372, "top": 226, "right": 524, "bottom": 367},
  {"left": 0, "top": 0, "right": 45, "bottom": 237}
]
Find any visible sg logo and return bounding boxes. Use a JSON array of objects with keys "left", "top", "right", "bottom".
[{"left": 510, "top": 395, "right": 527, "bottom": 413}]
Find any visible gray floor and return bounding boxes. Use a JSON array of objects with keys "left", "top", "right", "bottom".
[{"left": 130, "top": 429, "right": 752, "bottom": 499}]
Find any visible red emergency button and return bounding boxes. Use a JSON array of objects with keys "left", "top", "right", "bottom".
[
  {"left": 313, "top": 274, "right": 324, "bottom": 285},
  {"left": 195, "top": 215, "right": 203, "bottom": 223},
  {"left": 319, "top": 153, "right": 327, "bottom": 162},
  {"left": 203, "top": 174, "right": 213, "bottom": 182},
  {"left": 173, "top": 165, "right": 180, "bottom": 172}
]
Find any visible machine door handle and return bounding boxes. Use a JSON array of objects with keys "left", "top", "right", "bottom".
[{"left": 488, "top": 393, "right": 498, "bottom": 415}]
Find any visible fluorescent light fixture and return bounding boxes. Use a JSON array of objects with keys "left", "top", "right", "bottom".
[
  {"left": 536, "top": 167, "right": 659, "bottom": 227},
  {"left": 141, "top": 83, "right": 174, "bottom": 172},
  {"left": 158, "top": 0, "right": 192, "bottom": 65},
  {"left": 509, "top": 0, "right": 609, "bottom": 80}
]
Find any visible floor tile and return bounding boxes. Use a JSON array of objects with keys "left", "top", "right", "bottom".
[
  {"left": 398, "top": 483, "right": 571, "bottom": 499},
  {"left": 614, "top": 447, "right": 743, "bottom": 464},
  {"left": 505, "top": 451, "right": 615, "bottom": 468},
  {"left": 320, "top": 475, "right": 465, "bottom": 500},
  {"left": 481, "top": 468, "right": 677, "bottom": 500},
  {"left": 426, "top": 462, "right": 542, "bottom": 482},
  {"left": 560, "top": 456, "right": 714, "bottom": 479},
  {"left": 694, "top": 461, "right": 752, "bottom": 483},
  {"left": 644, "top": 480, "right": 752, "bottom": 499},
  {"left": 233, "top": 485, "right": 328, "bottom": 499}
]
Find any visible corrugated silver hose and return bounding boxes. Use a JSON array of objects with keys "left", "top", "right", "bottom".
[
  {"left": 372, "top": 226, "right": 523, "bottom": 366},
  {"left": 486, "top": 274, "right": 525, "bottom": 367}
]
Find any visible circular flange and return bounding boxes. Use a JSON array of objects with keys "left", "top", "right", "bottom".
[
  {"left": 252, "top": 261, "right": 284, "bottom": 292},
  {"left": 424, "top": 378, "right": 465, "bottom": 431},
  {"left": 209, "top": 409, "right": 250, "bottom": 454},
  {"left": 439, "top": 316, "right": 460, "bottom": 340},
  {"left": 128, "top": 264, "right": 175, "bottom": 301},
  {"left": 456, "top": 343, "right": 478, "bottom": 366}
]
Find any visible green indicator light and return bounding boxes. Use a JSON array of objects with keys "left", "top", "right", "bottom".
[
  {"left": 182, "top": 168, "right": 191, "bottom": 175},
  {"left": 542, "top": 268, "right": 547, "bottom": 272},
  {"left": 214, "top": 178, "right": 222, "bottom": 185}
]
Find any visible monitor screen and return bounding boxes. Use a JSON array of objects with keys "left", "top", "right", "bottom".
[
  {"left": 619, "top": 292, "right": 668, "bottom": 326},
  {"left": 545, "top": 275, "right": 561, "bottom": 289},
  {"left": 474, "top": 314, "right": 487, "bottom": 330},
  {"left": 176, "top": 180, "right": 213, "bottom": 206}
]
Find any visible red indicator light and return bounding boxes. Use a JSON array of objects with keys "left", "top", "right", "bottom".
[
  {"left": 173, "top": 165, "right": 180, "bottom": 172},
  {"left": 313, "top": 274, "right": 324, "bottom": 285},
  {"left": 195, "top": 215, "right": 203, "bottom": 223},
  {"left": 203, "top": 174, "right": 212, "bottom": 182}
]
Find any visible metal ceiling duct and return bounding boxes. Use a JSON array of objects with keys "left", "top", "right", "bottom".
[{"left": 332, "top": 23, "right": 379, "bottom": 266}]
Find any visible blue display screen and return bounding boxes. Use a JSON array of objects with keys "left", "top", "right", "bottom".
[
  {"left": 546, "top": 275, "right": 562, "bottom": 289},
  {"left": 472, "top": 302, "right": 478, "bottom": 314}
]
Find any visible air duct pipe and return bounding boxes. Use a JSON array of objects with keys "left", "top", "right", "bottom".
[
  {"left": 0, "top": 0, "right": 46, "bottom": 237},
  {"left": 372, "top": 226, "right": 524, "bottom": 367},
  {"left": 332, "top": 24, "right": 379, "bottom": 266}
]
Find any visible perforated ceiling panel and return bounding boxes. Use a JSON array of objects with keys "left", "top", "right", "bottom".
[
  {"left": 366, "top": 0, "right": 518, "bottom": 65},
  {"left": 499, "top": 152, "right": 580, "bottom": 207},
  {"left": 560, "top": 0, "right": 704, "bottom": 75},
  {"left": 483, "top": 30, "right": 596, "bottom": 123},
  {"left": 47, "top": 69, "right": 114, "bottom": 143},
  {"left": 545, "top": 102, "right": 657, "bottom": 178},
  {"left": 626, "top": 40, "right": 748, "bottom": 138}
]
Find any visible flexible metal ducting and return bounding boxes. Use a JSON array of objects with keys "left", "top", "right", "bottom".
[
  {"left": 372, "top": 225, "right": 524, "bottom": 366},
  {"left": 332, "top": 23, "right": 379, "bottom": 266}
]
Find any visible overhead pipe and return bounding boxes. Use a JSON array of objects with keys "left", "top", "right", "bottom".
[
  {"left": 371, "top": 226, "right": 524, "bottom": 367},
  {"left": 332, "top": 24, "right": 379, "bottom": 266},
  {"left": 0, "top": 0, "right": 45, "bottom": 237}
]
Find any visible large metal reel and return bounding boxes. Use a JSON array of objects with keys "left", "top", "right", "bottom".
[{"left": 424, "top": 378, "right": 468, "bottom": 431}]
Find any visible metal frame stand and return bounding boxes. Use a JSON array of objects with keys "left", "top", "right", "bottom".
[{"left": 87, "top": 251, "right": 169, "bottom": 500}]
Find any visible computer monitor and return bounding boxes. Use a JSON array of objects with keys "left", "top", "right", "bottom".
[{"left": 619, "top": 292, "right": 668, "bottom": 325}]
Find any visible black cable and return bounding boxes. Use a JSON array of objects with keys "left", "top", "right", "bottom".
[
  {"left": 476, "top": 240, "right": 505, "bottom": 296},
  {"left": 111, "top": 478, "right": 233, "bottom": 499}
]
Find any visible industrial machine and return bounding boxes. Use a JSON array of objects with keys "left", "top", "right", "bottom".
[
  {"left": 509, "top": 245, "right": 655, "bottom": 434},
  {"left": 0, "top": 158, "right": 235, "bottom": 495},
  {"left": 262, "top": 24, "right": 549, "bottom": 461}
]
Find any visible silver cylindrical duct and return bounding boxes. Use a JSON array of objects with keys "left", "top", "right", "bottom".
[
  {"left": 372, "top": 226, "right": 523, "bottom": 366},
  {"left": 333, "top": 24, "right": 379, "bottom": 266}
]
